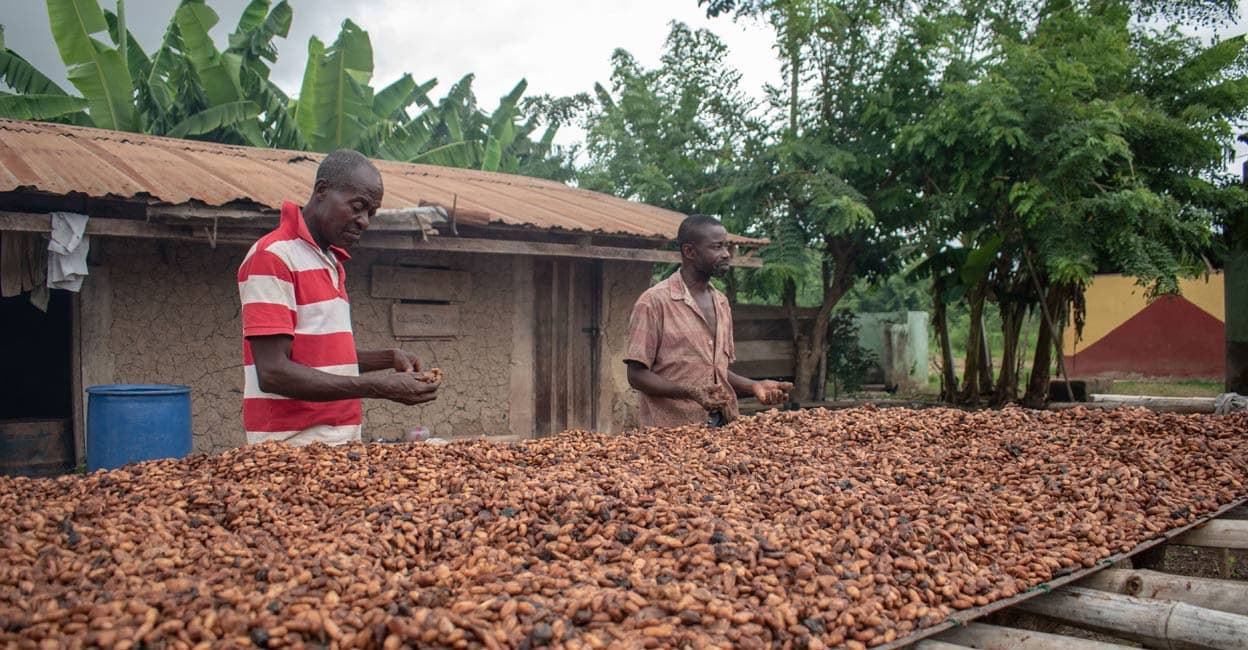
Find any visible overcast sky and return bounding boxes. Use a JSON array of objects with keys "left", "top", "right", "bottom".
[
  {"left": 2, "top": 0, "right": 1245, "bottom": 172},
  {"left": 1, "top": 0, "right": 777, "bottom": 149}
]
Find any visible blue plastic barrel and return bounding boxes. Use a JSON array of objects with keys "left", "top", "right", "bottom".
[{"left": 86, "top": 385, "right": 191, "bottom": 471}]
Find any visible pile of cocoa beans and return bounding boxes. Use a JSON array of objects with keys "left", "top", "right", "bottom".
[{"left": 2, "top": 405, "right": 1245, "bottom": 649}]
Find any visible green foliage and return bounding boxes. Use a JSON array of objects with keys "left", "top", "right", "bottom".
[
  {"left": 825, "top": 309, "right": 877, "bottom": 398},
  {"left": 0, "top": 0, "right": 577, "bottom": 180},
  {"left": 580, "top": 23, "right": 760, "bottom": 216},
  {"left": 46, "top": 0, "right": 135, "bottom": 131}
]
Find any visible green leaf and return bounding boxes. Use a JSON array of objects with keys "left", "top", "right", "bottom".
[
  {"left": 960, "top": 234, "right": 1003, "bottom": 285},
  {"left": 234, "top": 0, "right": 269, "bottom": 35},
  {"left": 0, "top": 93, "right": 88, "bottom": 120},
  {"left": 47, "top": 0, "right": 135, "bottom": 131},
  {"left": 373, "top": 73, "right": 417, "bottom": 121},
  {"left": 167, "top": 100, "right": 260, "bottom": 137},
  {"left": 175, "top": 1, "right": 241, "bottom": 106},
  {"left": 292, "top": 35, "right": 323, "bottom": 144},
  {"left": 410, "top": 141, "right": 478, "bottom": 167},
  {"left": 297, "top": 20, "right": 375, "bottom": 151},
  {"left": 481, "top": 135, "right": 502, "bottom": 171},
  {"left": 0, "top": 48, "right": 71, "bottom": 96}
]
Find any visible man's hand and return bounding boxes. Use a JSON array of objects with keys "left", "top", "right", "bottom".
[
  {"left": 389, "top": 348, "right": 424, "bottom": 373},
  {"left": 690, "top": 384, "right": 734, "bottom": 412},
  {"left": 371, "top": 372, "right": 439, "bottom": 405},
  {"left": 752, "top": 380, "right": 793, "bottom": 406}
]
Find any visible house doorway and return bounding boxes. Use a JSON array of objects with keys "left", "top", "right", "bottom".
[
  {"left": 0, "top": 290, "right": 75, "bottom": 476},
  {"left": 532, "top": 259, "right": 602, "bottom": 436}
]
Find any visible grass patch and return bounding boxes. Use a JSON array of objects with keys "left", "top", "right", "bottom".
[{"left": 1108, "top": 379, "right": 1224, "bottom": 398}]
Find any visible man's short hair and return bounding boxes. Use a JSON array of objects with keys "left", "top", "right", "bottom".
[
  {"left": 315, "top": 149, "right": 377, "bottom": 189},
  {"left": 677, "top": 214, "right": 724, "bottom": 247}
]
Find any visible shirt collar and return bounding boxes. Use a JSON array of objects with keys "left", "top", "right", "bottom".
[
  {"left": 281, "top": 200, "right": 351, "bottom": 263},
  {"left": 666, "top": 270, "right": 722, "bottom": 305}
]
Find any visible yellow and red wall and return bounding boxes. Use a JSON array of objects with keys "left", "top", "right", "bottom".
[{"left": 1063, "top": 274, "right": 1225, "bottom": 379}]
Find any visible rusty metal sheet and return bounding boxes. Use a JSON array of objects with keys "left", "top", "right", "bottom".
[
  {"left": 0, "top": 119, "right": 766, "bottom": 246},
  {"left": 879, "top": 495, "right": 1248, "bottom": 650}
]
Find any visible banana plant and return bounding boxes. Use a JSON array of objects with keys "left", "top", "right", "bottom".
[
  {"left": 46, "top": 0, "right": 135, "bottom": 131},
  {"left": 1, "top": 0, "right": 573, "bottom": 180}
]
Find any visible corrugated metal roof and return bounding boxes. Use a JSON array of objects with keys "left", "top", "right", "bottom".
[{"left": 0, "top": 119, "right": 765, "bottom": 246}]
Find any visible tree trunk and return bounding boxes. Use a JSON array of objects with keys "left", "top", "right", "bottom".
[
  {"left": 977, "top": 317, "right": 995, "bottom": 395},
  {"left": 995, "top": 299, "right": 1026, "bottom": 404},
  {"left": 789, "top": 243, "right": 855, "bottom": 403},
  {"left": 933, "top": 279, "right": 958, "bottom": 402},
  {"left": 958, "top": 277, "right": 988, "bottom": 404},
  {"left": 1023, "top": 286, "right": 1065, "bottom": 408}
]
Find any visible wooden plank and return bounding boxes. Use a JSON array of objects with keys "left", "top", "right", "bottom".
[
  {"left": 366, "top": 232, "right": 696, "bottom": 265},
  {"left": 508, "top": 257, "right": 536, "bottom": 439},
  {"left": 933, "top": 622, "right": 1130, "bottom": 650},
  {"left": 914, "top": 641, "right": 976, "bottom": 650},
  {"left": 553, "top": 261, "right": 571, "bottom": 433},
  {"left": 533, "top": 261, "right": 554, "bottom": 437},
  {"left": 0, "top": 210, "right": 744, "bottom": 266},
  {"left": 1086, "top": 394, "right": 1217, "bottom": 414},
  {"left": 1014, "top": 585, "right": 1248, "bottom": 649},
  {"left": 568, "top": 260, "right": 597, "bottom": 431},
  {"left": 734, "top": 319, "right": 796, "bottom": 341},
  {"left": 1172, "top": 520, "right": 1248, "bottom": 549},
  {"left": 1079, "top": 568, "right": 1248, "bottom": 616},
  {"left": 730, "top": 359, "right": 795, "bottom": 380},
  {"left": 735, "top": 339, "right": 795, "bottom": 362},
  {"left": 732, "top": 304, "right": 819, "bottom": 320},
  {"left": 390, "top": 304, "right": 460, "bottom": 339},
  {"left": 371, "top": 265, "right": 472, "bottom": 302}
]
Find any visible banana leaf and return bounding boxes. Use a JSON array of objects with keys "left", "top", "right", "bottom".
[
  {"left": 374, "top": 74, "right": 435, "bottom": 122},
  {"left": 0, "top": 48, "right": 71, "bottom": 96},
  {"left": 0, "top": 93, "right": 88, "bottom": 120},
  {"left": 298, "top": 20, "right": 375, "bottom": 151},
  {"left": 47, "top": 0, "right": 135, "bottom": 131},
  {"left": 482, "top": 135, "right": 502, "bottom": 172},
  {"left": 175, "top": 2, "right": 241, "bottom": 107},
  {"left": 167, "top": 100, "right": 260, "bottom": 137},
  {"left": 292, "top": 36, "right": 323, "bottom": 146},
  {"left": 104, "top": 10, "right": 152, "bottom": 84},
  {"left": 411, "top": 141, "right": 479, "bottom": 167}
]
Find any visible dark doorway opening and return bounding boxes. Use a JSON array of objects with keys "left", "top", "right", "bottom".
[{"left": 1, "top": 291, "right": 72, "bottom": 419}]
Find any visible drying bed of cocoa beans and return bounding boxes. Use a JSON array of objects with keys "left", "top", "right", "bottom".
[{"left": 2, "top": 406, "right": 1246, "bottom": 650}]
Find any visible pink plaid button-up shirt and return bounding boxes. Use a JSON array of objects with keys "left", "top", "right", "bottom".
[{"left": 625, "top": 271, "right": 737, "bottom": 428}]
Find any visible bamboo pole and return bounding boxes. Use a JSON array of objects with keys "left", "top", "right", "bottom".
[
  {"left": 1078, "top": 569, "right": 1248, "bottom": 616},
  {"left": 914, "top": 640, "right": 976, "bottom": 650},
  {"left": 1015, "top": 586, "right": 1248, "bottom": 649},
  {"left": 1172, "top": 520, "right": 1248, "bottom": 550},
  {"left": 933, "top": 622, "right": 1132, "bottom": 649}
]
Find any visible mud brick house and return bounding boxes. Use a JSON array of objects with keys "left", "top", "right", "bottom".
[{"left": 0, "top": 119, "right": 763, "bottom": 463}]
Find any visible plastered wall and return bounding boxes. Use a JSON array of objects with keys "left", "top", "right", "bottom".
[
  {"left": 82, "top": 238, "right": 650, "bottom": 454},
  {"left": 599, "top": 260, "right": 652, "bottom": 433}
]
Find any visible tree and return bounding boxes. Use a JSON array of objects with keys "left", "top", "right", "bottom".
[
  {"left": 701, "top": 0, "right": 941, "bottom": 402},
  {"left": 579, "top": 22, "right": 760, "bottom": 217},
  {"left": 900, "top": 0, "right": 1247, "bottom": 406}
]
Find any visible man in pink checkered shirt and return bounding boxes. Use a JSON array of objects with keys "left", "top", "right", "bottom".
[{"left": 624, "top": 214, "right": 792, "bottom": 428}]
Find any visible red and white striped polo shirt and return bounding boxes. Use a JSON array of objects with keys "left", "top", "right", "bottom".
[{"left": 238, "top": 200, "right": 361, "bottom": 445}]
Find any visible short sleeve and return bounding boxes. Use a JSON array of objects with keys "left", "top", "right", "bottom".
[
  {"left": 624, "top": 296, "right": 661, "bottom": 369},
  {"left": 239, "top": 249, "right": 297, "bottom": 338}
]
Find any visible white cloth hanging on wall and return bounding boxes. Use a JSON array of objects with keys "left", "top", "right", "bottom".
[{"left": 47, "top": 212, "right": 90, "bottom": 291}]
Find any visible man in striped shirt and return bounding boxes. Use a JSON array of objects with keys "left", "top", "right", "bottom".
[{"left": 238, "top": 150, "right": 439, "bottom": 445}]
